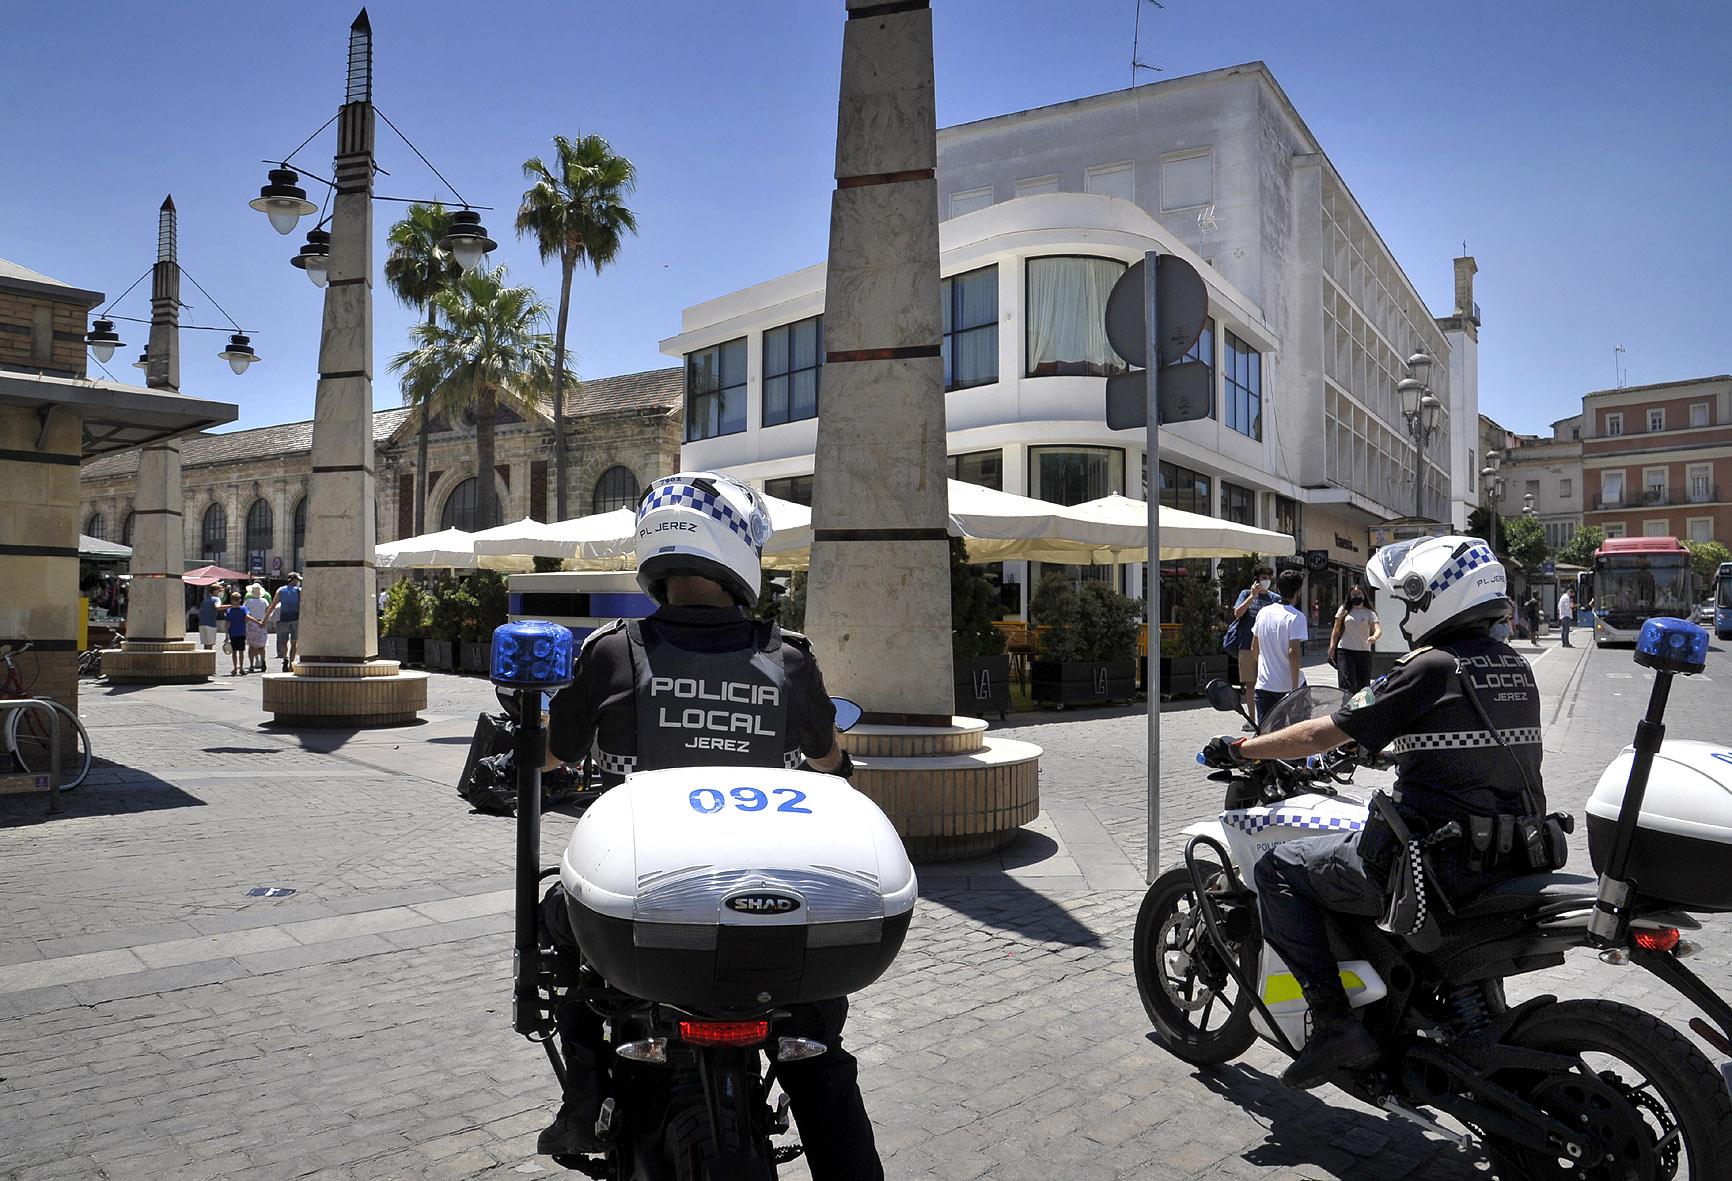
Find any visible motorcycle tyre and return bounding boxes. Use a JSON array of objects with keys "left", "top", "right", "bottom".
[
  {"left": 664, "top": 1076, "right": 773, "bottom": 1181},
  {"left": 1488, "top": 998, "right": 1732, "bottom": 1180},
  {"left": 1134, "top": 861, "right": 1257, "bottom": 1066}
]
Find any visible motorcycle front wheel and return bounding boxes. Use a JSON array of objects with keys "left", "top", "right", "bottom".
[
  {"left": 1489, "top": 999, "right": 1732, "bottom": 1180},
  {"left": 1133, "top": 861, "right": 1257, "bottom": 1066}
]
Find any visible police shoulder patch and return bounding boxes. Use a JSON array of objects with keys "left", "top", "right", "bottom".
[
  {"left": 1394, "top": 644, "right": 1434, "bottom": 666},
  {"left": 578, "top": 617, "right": 629, "bottom": 654},
  {"left": 778, "top": 628, "right": 812, "bottom": 651}
]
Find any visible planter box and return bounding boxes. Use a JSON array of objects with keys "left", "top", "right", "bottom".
[
  {"left": 460, "top": 641, "right": 492, "bottom": 675},
  {"left": 1030, "top": 659, "right": 1137, "bottom": 708},
  {"left": 402, "top": 637, "right": 425, "bottom": 667},
  {"left": 953, "top": 654, "right": 1011, "bottom": 720},
  {"left": 423, "top": 639, "right": 457, "bottom": 671},
  {"left": 379, "top": 636, "right": 408, "bottom": 663},
  {"left": 1155, "top": 653, "right": 1231, "bottom": 699}
]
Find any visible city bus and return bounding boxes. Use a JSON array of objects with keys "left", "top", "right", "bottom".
[
  {"left": 1716, "top": 560, "right": 1732, "bottom": 640},
  {"left": 1590, "top": 536, "right": 1695, "bottom": 646}
]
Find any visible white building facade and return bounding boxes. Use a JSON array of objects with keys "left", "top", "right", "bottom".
[{"left": 665, "top": 63, "right": 1476, "bottom": 622}]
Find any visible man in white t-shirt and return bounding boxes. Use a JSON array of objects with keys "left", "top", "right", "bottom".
[
  {"left": 1556, "top": 588, "right": 1575, "bottom": 648},
  {"left": 1251, "top": 569, "right": 1309, "bottom": 725}
]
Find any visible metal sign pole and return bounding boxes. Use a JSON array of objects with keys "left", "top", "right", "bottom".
[{"left": 1143, "top": 250, "right": 1161, "bottom": 884}]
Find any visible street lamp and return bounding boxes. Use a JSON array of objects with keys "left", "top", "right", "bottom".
[
  {"left": 439, "top": 209, "right": 496, "bottom": 274},
  {"left": 290, "top": 229, "right": 332, "bottom": 288},
  {"left": 1399, "top": 344, "right": 1441, "bottom": 519},
  {"left": 84, "top": 318, "right": 123, "bottom": 364},
  {"left": 1481, "top": 448, "right": 1504, "bottom": 554},
  {"left": 249, "top": 167, "right": 318, "bottom": 235},
  {"left": 218, "top": 333, "right": 260, "bottom": 375}
]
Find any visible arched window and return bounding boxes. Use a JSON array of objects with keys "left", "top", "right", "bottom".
[
  {"left": 291, "top": 496, "right": 307, "bottom": 573},
  {"left": 84, "top": 512, "right": 105, "bottom": 541},
  {"left": 440, "top": 477, "right": 481, "bottom": 532},
  {"left": 121, "top": 511, "right": 135, "bottom": 546},
  {"left": 200, "top": 503, "right": 227, "bottom": 561},
  {"left": 245, "top": 498, "right": 273, "bottom": 575},
  {"left": 593, "top": 466, "right": 639, "bottom": 514}
]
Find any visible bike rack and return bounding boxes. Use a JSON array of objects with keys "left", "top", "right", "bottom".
[{"left": 0, "top": 697, "right": 63, "bottom": 816}]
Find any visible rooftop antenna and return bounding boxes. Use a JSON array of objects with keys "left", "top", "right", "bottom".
[
  {"left": 1130, "top": 0, "right": 1164, "bottom": 87},
  {"left": 1614, "top": 344, "right": 1627, "bottom": 389}
]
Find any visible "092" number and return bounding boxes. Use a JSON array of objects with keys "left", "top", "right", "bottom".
[{"left": 689, "top": 787, "right": 813, "bottom": 815}]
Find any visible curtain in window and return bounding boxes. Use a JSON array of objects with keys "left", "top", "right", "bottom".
[{"left": 1026, "top": 257, "right": 1125, "bottom": 378}]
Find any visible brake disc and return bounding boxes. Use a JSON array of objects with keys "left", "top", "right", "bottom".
[
  {"left": 1157, "top": 907, "right": 1215, "bottom": 1012},
  {"left": 1518, "top": 1071, "right": 1662, "bottom": 1180},
  {"left": 1618, "top": 1081, "right": 1680, "bottom": 1180}
]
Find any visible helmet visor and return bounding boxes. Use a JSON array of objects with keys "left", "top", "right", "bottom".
[{"left": 1369, "top": 538, "right": 1421, "bottom": 586}]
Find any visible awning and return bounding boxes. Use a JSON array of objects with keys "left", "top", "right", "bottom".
[
  {"left": 0, "top": 371, "right": 237, "bottom": 459},
  {"left": 375, "top": 527, "right": 533, "bottom": 572},
  {"left": 78, "top": 534, "right": 131, "bottom": 561}
]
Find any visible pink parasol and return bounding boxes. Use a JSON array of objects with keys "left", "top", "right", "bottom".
[{"left": 183, "top": 564, "right": 249, "bottom": 586}]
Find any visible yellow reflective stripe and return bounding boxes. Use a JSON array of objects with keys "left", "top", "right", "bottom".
[{"left": 1262, "top": 970, "right": 1366, "bottom": 1005}]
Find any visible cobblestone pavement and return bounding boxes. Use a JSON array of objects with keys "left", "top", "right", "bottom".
[{"left": 2, "top": 632, "right": 1729, "bottom": 1179}]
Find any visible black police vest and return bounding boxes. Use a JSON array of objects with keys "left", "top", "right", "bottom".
[{"left": 611, "top": 619, "right": 795, "bottom": 776}]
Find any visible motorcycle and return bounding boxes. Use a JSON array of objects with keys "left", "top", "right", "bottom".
[
  {"left": 1133, "top": 617, "right": 1732, "bottom": 1178},
  {"left": 517, "top": 695, "right": 915, "bottom": 1180}
]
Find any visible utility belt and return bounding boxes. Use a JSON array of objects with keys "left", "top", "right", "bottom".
[{"left": 1388, "top": 791, "right": 1572, "bottom": 874}]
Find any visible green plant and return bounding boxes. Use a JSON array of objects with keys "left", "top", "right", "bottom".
[
  {"left": 1030, "top": 573, "right": 1084, "bottom": 662},
  {"left": 1077, "top": 581, "right": 1142, "bottom": 662},
  {"left": 950, "top": 538, "right": 1006, "bottom": 660},
  {"left": 1684, "top": 539, "right": 1730, "bottom": 586},
  {"left": 1500, "top": 513, "right": 1551, "bottom": 573},
  {"left": 427, "top": 578, "right": 471, "bottom": 644},
  {"left": 1556, "top": 525, "right": 1605, "bottom": 569},
  {"left": 1164, "top": 568, "right": 1222, "bottom": 658},
  {"left": 380, "top": 579, "right": 429, "bottom": 639},
  {"left": 532, "top": 555, "right": 563, "bottom": 573},
  {"left": 385, "top": 202, "right": 460, "bottom": 536}
]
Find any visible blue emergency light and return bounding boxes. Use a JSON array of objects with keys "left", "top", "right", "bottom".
[
  {"left": 489, "top": 620, "right": 575, "bottom": 689},
  {"left": 1633, "top": 617, "right": 1709, "bottom": 676}
]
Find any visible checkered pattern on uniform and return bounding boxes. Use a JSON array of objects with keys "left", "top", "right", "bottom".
[
  {"left": 1389, "top": 726, "right": 1541, "bottom": 755},
  {"left": 639, "top": 482, "right": 755, "bottom": 545},
  {"left": 1220, "top": 811, "right": 1365, "bottom": 836},
  {"left": 1427, "top": 542, "right": 1496, "bottom": 595},
  {"left": 595, "top": 749, "right": 637, "bottom": 776},
  {"left": 783, "top": 750, "right": 804, "bottom": 769}
]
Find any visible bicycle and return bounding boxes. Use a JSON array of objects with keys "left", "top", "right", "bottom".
[{"left": 1, "top": 643, "right": 93, "bottom": 790}]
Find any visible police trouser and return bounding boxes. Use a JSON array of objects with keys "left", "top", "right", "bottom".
[
  {"left": 540, "top": 885, "right": 883, "bottom": 1181},
  {"left": 1253, "top": 832, "right": 1502, "bottom": 1010}
]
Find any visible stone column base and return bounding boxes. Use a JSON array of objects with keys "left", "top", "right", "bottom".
[
  {"left": 102, "top": 642, "right": 215, "bottom": 684},
  {"left": 260, "top": 661, "right": 429, "bottom": 727},
  {"left": 842, "top": 717, "right": 1041, "bottom": 861}
]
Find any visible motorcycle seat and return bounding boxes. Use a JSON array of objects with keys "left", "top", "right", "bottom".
[{"left": 1445, "top": 872, "right": 1597, "bottom": 921}]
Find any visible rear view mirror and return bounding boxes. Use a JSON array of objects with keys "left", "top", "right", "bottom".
[
  {"left": 1205, "top": 678, "right": 1242, "bottom": 714},
  {"left": 832, "top": 697, "right": 863, "bottom": 733}
]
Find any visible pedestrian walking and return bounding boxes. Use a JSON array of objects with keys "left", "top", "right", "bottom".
[
  {"left": 1525, "top": 593, "right": 1542, "bottom": 647},
  {"left": 244, "top": 583, "right": 270, "bottom": 671},
  {"left": 223, "top": 592, "right": 248, "bottom": 676},
  {"left": 1557, "top": 587, "right": 1575, "bottom": 648},
  {"left": 266, "top": 572, "right": 302, "bottom": 672},
  {"left": 1328, "top": 584, "right": 1382, "bottom": 698},
  {"left": 1251, "top": 569, "right": 1309, "bottom": 726},
  {"left": 197, "top": 587, "right": 222, "bottom": 649},
  {"left": 1231, "top": 564, "right": 1282, "bottom": 728}
]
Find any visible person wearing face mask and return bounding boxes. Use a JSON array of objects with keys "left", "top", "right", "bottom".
[
  {"left": 1328, "top": 584, "right": 1382, "bottom": 697},
  {"left": 1231, "top": 565, "right": 1281, "bottom": 727}
]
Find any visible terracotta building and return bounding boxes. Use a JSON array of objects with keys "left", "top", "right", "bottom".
[
  {"left": 80, "top": 367, "right": 683, "bottom": 578},
  {"left": 1580, "top": 376, "right": 1732, "bottom": 545}
]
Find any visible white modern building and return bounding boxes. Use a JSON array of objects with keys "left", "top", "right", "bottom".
[{"left": 662, "top": 62, "right": 1478, "bottom": 621}]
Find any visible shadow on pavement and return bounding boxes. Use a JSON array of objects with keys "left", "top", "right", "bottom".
[
  {"left": 258, "top": 720, "right": 430, "bottom": 753},
  {"left": 994, "top": 698, "right": 1215, "bottom": 730},
  {"left": 921, "top": 872, "right": 1106, "bottom": 949},
  {"left": 0, "top": 774, "right": 206, "bottom": 827},
  {"left": 1192, "top": 1060, "right": 1488, "bottom": 1178}
]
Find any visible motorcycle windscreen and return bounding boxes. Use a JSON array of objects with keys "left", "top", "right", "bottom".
[{"left": 1258, "top": 685, "right": 1347, "bottom": 735}]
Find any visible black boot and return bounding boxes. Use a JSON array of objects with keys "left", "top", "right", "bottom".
[
  {"left": 1281, "top": 1004, "right": 1377, "bottom": 1090},
  {"left": 537, "top": 1043, "right": 609, "bottom": 1158}
]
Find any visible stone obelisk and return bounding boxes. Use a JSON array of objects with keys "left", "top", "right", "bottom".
[
  {"left": 104, "top": 198, "right": 215, "bottom": 684},
  {"left": 262, "top": 10, "right": 427, "bottom": 725},
  {"left": 804, "top": 0, "right": 1039, "bottom": 859}
]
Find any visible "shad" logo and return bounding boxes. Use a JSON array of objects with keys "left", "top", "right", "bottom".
[{"left": 725, "top": 892, "right": 803, "bottom": 915}]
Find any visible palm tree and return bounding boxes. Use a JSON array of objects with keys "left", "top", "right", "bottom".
[
  {"left": 516, "top": 134, "right": 639, "bottom": 520},
  {"left": 384, "top": 203, "right": 460, "bottom": 535},
  {"left": 388, "top": 266, "right": 560, "bottom": 532}
]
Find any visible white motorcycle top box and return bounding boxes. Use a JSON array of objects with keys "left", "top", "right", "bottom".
[
  {"left": 1588, "top": 739, "right": 1732, "bottom": 912},
  {"left": 559, "top": 766, "right": 917, "bottom": 1011}
]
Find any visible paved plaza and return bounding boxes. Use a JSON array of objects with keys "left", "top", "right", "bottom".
[{"left": 3, "top": 633, "right": 1730, "bottom": 1179}]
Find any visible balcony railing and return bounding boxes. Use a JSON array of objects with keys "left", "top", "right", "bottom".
[{"left": 1592, "top": 484, "right": 1721, "bottom": 510}]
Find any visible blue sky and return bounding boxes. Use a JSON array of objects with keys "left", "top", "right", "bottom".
[{"left": 5, "top": 1, "right": 1727, "bottom": 434}]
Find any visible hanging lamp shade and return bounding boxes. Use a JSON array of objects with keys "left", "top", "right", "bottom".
[
  {"left": 85, "top": 318, "right": 124, "bottom": 364},
  {"left": 249, "top": 167, "right": 317, "bottom": 235},
  {"left": 290, "top": 228, "right": 332, "bottom": 288},
  {"left": 131, "top": 349, "right": 150, "bottom": 371},
  {"left": 440, "top": 209, "right": 497, "bottom": 273},
  {"left": 218, "top": 333, "right": 259, "bottom": 375}
]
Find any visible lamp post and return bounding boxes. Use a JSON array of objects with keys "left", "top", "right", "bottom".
[
  {"left": 1481, "top": 448, "right": 1504, "bottom": 554},
  {"left": 1398, "top": 345, "right": 1442, "bottom": 520}
]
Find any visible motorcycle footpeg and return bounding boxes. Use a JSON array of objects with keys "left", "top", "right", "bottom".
[{"left": 593, "top": 1096, "right": 616, "bottom": 1141}]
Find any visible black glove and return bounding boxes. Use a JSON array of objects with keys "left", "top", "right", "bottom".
[
  {"left": 800, "top": 748, "right": 855, "bottom": 779},
  {"left": 1202, "top": 735, "right": 1250, "bottom": 770}
]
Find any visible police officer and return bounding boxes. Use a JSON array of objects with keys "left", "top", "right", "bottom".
[
  {"left": 1204, "top": 536, "right": 1547, "bottom": 1089},
  {"left": 536, "top": 472, "right": 881, "bottom": 1180}
]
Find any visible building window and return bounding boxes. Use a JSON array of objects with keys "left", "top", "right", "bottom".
[
  {"left": 763, "top": 315, "right": 822, "bottom": 426},
  {"left": 1560, "top": 477, "right": 1573, "bottom": 498},
  {"left": 943, "top": 266, "right": 998, "bottom": 391},
  {"left": 1691, "top": 402, "right": 1710, "bottom": 428},
  {"left": 1688, "top": 517, "right": 1713, "bottom": 542},
  {"left": 1275, "top": 495, "right": 1300, "bottom": 540},
  {"left": 1468, "top": 449, "right": 1476, "bottom": 494},
  {"left": 1688, "top": 463, "right": 1713, "bottom": 503},
  {"left": 947, "top": 187, "right": 992, "bottom": 218},
  {"left": 1601, "top": 471, "right": 1624, "bottom": 508},
  {"left": 441, "top": 477, "right": 481, "bottom": 532},
  {"left": 1606, "top": 412, "right": 1623, "bottom": 437},
  {"left": 685, "top": 338, "right": 747, "bottom": 442},
  {"left": 949, "top": 449, "right": 1003, "bottom": 490},
  {"left": 1223, "top": 329, "right": 1262, "bottom": 440},
  {"left": 1604, "top": 522, "right": 1626, "bottom": 539},
  {"left": 292, "top": 496, "right": 307, "bottom": 572},
  {"left": 1025, "top": 256, "right": 1127, "bottom": 378},
  {"left": 1159, "top": 149, "right": 1212, "bottom": 211},
  {"left": 765, "top": 474, "right": 814, "bottom": 507},
  {"left": 1157, "top": 460, "right": 1212, "bottom": 516},
  {"left": 1084, "top": 162, "right": 1134, "bottom": 202},
  {"left": 1029, "top": 446, "right": 1124, "bottom": 506},
  {"left": 245, "top": 498, "right": 273, "bottom": 574},
  {"left": 1643, "top": 520, "right": 1669, "bottom": 537},
  {"left": 1648, "top": 407, "right": 1665, "bottom": 432},
  {"left": 1015, "top": 175, "right": 1060, "bottom": 198},
  {"left": 1221, "top": 481, "right": 1255, "bottom": 526},
  {"left": 1170, "top": 316, "right": 1216, "bottom": 419},
  {"left": 121, "top": 511, "right": 134, "bottom": 546},
  {"left": 84, "top": 512, "right": 104, "bottom": 541},
  {"left": 1642, "top": 467, "right": 1668, "bottom": 504},
  {"left": 529, "top": 460, "right": 548, "bottom": 523},
  {"left": 1525, "top": 479, "right": 1541, "bottom": 499},
  {"left": 592, "top": 466, "right": 639, "bottom": 514},
  {"left": 200, "top": 503, "right": 227, "bottom": 562}
]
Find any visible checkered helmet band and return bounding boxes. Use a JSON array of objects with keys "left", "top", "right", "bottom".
[{"left": 639, "top": 481, "right": 762, "bottom": 549}]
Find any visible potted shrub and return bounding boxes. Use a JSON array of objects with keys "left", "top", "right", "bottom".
[
  {"left": 1156, "top": 568, "right": 1230, "bottom": 698},
  {"left": 1029, "top": 574, "right": 1140, "bottom": 707},
  {"left": 949, "top": 538, "right": 1009, "bottom": 719},
  {"left": 460, "top": 571, "right": 508, "bottom": 673},
  {"left": 423, "top": 578, "right": 464, "bottom": 671},
  {"left": 377, "top": 578, "right": 427, "bottom": 665}
]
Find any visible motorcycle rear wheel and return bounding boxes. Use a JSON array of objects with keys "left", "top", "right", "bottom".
[
  {"left": 1490, "top": 999, "right": 1732, "bottom": 1180},
  {"left": 1134, "top": 861, "right": 1257, "bottom": 1066}
]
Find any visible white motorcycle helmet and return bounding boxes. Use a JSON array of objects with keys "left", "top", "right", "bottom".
[
  {"left": 1365, "top": 534, "right": 1508, "bottom": 645},
  {"left": 633, "top": 471, "right": 774, "bottom": 608}
]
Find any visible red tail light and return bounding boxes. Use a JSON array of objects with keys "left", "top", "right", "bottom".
[
  {"left": 678, "top": 1019, "right": 770, "bottom": 1048},
  {"left": 1633, "top": 927, "right": 1681, "bottom": 952}
]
